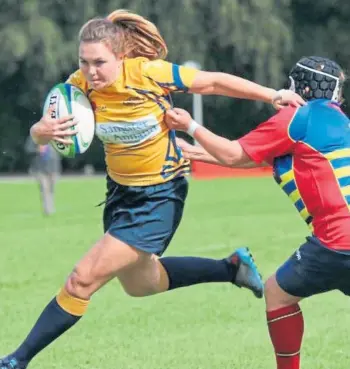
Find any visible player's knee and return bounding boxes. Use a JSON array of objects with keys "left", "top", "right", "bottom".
[
  {"left": 264, "top": 274, "right": 299, "bottom": 310},
  {"left": 264, "top": 276, "right": 274, "bottom": 298},
  {"left": 264, "top": 275, "right": 283, "bottom": 309},
  {"left": 65, "top": 266, "right": 95, "bottom": 299}
]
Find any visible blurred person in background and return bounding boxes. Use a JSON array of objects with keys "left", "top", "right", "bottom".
[
  {"left": 166, "top": 56, "right": 349, "bottom": 369},
  {"left": 0, "top": 9, "right": 304, "bottom": 369},
  {"left": 25, "top": 135, "right": 61, "bottom": 216}
]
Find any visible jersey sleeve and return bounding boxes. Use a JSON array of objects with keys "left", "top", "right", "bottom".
[
  {"left": 65, "top": 70, "right": 88, "bottom": 93},
  {"left": 142, "top": 59, "right": 198, "bottom": 93},
  {"left": 238, "top": 107, "right": 299, "bottom": 164}
]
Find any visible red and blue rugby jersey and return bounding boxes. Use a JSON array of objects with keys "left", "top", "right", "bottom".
[{"left": 238, "top": 99, "right": 350, "bottom": 251}]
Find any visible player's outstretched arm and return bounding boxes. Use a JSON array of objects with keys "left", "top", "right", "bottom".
[
  {"left": 175, "top": 138, "right": 268, "bottom": 168},
  {"left": 176, "top": 138, "right": 227, "bottom": 166},
  {"left": 168, "top": 109, "right": 257, "bottom": 168},
  {"left": 189, "top": 71, "right": 305, "bottom": 109}
]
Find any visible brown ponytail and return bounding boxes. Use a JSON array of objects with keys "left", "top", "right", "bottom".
[{"left": 107, "top": 9, "right": 168, "bottom": 60}]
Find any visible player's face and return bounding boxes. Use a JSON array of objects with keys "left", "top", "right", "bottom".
[{"left": 79, "top": 41, "right": 123, "bottom": 90}]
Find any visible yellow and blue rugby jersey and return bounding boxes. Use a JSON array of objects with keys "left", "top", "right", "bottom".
[{"left": 66, "top": 57, "right": 198, "bottom": 186}]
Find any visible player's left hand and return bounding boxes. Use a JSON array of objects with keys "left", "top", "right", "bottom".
[
  {"left": 272, "top": 89, "right": 306, "bottom": 109},
  {"left": 175, "top": 137, "right": 194, "bottom": 151},
  {"left": 175, "top": 137, "right": 197, "bottom": 160},
  {"left": 165, "top": 108, "right": 192, "bottom": 132}
]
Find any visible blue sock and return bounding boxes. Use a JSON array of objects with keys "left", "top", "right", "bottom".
[
  {"left": 12, "top": 298, "right": 81, "bottom": 364},
  {"left": 159, "top": 256, "right": 237, "bottom": 290}
]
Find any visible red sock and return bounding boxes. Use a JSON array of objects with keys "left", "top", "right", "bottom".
[{"left": 267, "top": 304, "right": 304, "bottom": 369}]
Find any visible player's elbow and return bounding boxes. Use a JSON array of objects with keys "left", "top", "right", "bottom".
[
  {"left": 223, "top": 156, "right": 239, "bottom": 167},
  {"left": 219, "top": 142, "right": 250, "bottom": 168},
  {"left": 218, "top": 151, "right": 240, "bottom": 167},
  {"left": 205, "top": 72, "right": 228, "bottom": 95}
]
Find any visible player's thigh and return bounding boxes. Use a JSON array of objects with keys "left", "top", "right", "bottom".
[
  {"left": 75, "top": 233, "right": 148, "bottom": 278},
  {"left": 67, "top": 233, "right": 149, "bottom": 295}
]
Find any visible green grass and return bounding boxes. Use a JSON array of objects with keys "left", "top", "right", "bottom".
[{"left": 0, "top": 176, "right": 349, "bottom": 368}]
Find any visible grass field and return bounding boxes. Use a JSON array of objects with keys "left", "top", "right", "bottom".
[{"left": 0, "top": 176, "right": 349, "bottom": 369}]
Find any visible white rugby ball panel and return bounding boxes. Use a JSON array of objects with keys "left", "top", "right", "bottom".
[{"left": 70, "top": 87, "right": 95, "bottom": 154}]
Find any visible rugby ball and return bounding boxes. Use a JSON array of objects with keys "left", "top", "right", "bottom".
[{"left": 43, "top": 83, "right": 95, "bottom": 158}]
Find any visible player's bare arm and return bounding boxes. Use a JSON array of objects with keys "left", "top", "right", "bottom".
[
  {"left": 167, "top": 109, "right": 257, "bottom": 167},
  {"left": 189, "top": 71, "right": 306, "bottom": 109},
  {"left": 175, "top": 137, "right": 269, "bottom": 168}
]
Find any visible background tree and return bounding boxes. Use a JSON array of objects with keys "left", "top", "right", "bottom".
[{"left": 0, "top": 0, "right": 348, "bottom": 172}]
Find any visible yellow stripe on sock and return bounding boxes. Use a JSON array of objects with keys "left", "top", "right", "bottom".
[{"left": 56, "top": 288, "right": 89, "bottom": 316}]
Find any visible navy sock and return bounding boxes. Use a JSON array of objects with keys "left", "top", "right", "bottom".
[
  {"left": 159, "top": 256, "right": 237, "bottom": 290},
  {"left": 12, "top": 298, "right": 81, "bottom": 364}
]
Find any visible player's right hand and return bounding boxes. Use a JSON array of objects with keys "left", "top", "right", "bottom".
[
  {"left": 165, "top": 108, "right": 193, "bottom": 132},
  {"left": 30, "top": 106, "right": 78, "bottom": 145},
  {"left": 272, "top": 89, "right": 306, "bottom": 109}
]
